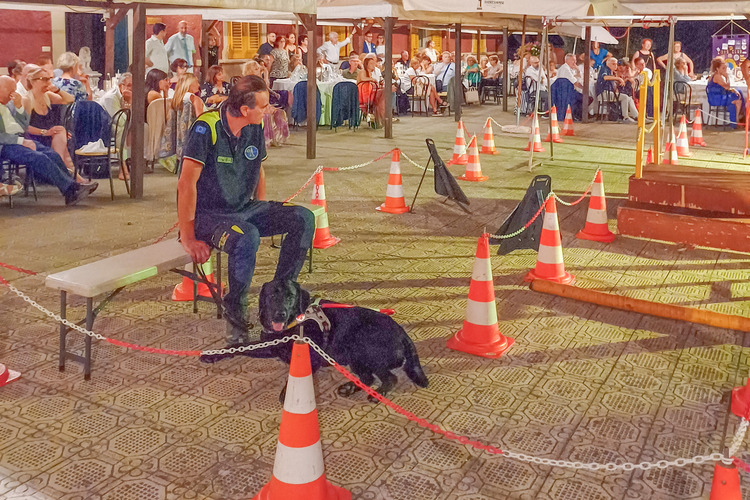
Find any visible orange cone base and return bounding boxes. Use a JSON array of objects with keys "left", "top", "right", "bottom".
[
  {"left": 253, "top": 475, "right": 351, "bottom": 500},
  {"left": 457, "top": 174, "right": 489, "bottom": 182},
  {"left": 524, "top": 269, "right": 575, "bottom": 285},
  {"left": 544, "top": 135, "right": 564, "bottom": 143},
  {"left": 691, "top": 140, "right": 707, "bottom": 147},
  {"left": 709, "top": 463, "right": 742, "bottom": 500},
  {"left": 480, "top": 149, "right": 498, "bottom": 155},
  {"left": 576, "top": 228, "right": 616, "bottom": 243},
  {"left": 0, "top": 363, "right": 21, "bottom": 387},
  {"left": 446, "top": 330, "right": 515, "bottom": 359},
  {"left": 376, "top": 204, "right": 410, "bottom": 214},
  {"left": 678, "top": 151, "right": 693, "bottom": 158},
  {"left": 172, "top": 276, "right": 216, "bottom": 302},
  {"left": 313, "top": 235, "right": 341, "bottom": 249},
  {"left": 524, "top": 144, "right": 545, "bottom": 152}
]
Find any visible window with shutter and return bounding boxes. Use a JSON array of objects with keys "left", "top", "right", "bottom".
[
  {"left": 226, "top": 22, "right": 261, "bottom": 60},
  {"left": 431, "top": 35, "right": 442, "bottom": 53}
]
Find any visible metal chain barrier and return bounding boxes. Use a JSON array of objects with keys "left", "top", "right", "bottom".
[
  {"left": 153, "top": 221, "right": 180, "bottom": 244},
  {"left": 552, "top": 168, "right": 600, "bottom": 207},
  {"left": 284, "top": 166, "right": 324, "bottom": 203},
  {"left": 323, "top": 149, "right": 394, "bottom": 172},
  {"left": 400, "top": 151, "right": 434, "bottom": 172},
  {"left": 0, "top": 272, "right": 744, "bottom": 474}
]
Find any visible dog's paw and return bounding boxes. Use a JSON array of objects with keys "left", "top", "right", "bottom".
[
  {"left": 367, "top": 392, "right": 382, "bottom": 404},
  {"left": 336, "top": 382, "right": 361, "bottom": 397},
  {"left": 199, "top": 352, "right": 234, "bottom": 364}
]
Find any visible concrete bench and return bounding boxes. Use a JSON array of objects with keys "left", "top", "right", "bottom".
[{"left": 44, "top": 202, "right": 324, "bottom": 379}]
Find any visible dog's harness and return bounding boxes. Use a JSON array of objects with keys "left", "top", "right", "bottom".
[{"left": 273, "top": 298, "right": 395, "bottom": 333}]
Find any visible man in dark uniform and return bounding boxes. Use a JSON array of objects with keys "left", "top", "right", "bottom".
[{"left": 177, "top": 75, "right": 315, "bottom": 350}]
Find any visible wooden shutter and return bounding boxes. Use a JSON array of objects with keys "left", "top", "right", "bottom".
[
  {"left": 323, "top": 26, "right": 351, "bottom": 59},
  {"left": 226, "top": 22, "right": 261, "bottom": 60},
  {"left": 432, "top": 35, "right": 442, "bottom": 53}
]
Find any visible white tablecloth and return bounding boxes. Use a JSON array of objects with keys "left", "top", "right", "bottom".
[{"left": 688, "top": 79, "right": 748, "bottom": 120}]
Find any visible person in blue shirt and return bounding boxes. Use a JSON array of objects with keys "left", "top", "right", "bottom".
[
  {"left": 589, "top": 42, "right": 609, "bottom": 71},
  {"left": 177, "top": 76, "right": 314, "bottom": 351},
  {"left": 362, "top": 31, "right": 377, "bottom": 54}
]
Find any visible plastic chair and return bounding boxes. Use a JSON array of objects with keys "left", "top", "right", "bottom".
[{"left": 706, "top": 84, "right": 734, "bottom": 130}]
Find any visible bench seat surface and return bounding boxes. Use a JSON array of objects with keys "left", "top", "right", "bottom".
[{"left": 45, "top": 239, "right": 191, "bottom": 297}]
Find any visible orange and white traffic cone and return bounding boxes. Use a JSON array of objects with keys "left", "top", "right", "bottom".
[
  {"left": 676, "top": 115, "right": 692, "bottom": 157},
  {"left": 690, "top": 109, "right": 707, "bottom": 147},
  {"left": 646, "top": 148, "right": 653, "bottom": 164},
  {"left": 709, "top": 463, "right": 742, "bottom": 500},
  {"left": 663, "top": 126, "right": 679, "bottom": 165},
  {"left": 376, "top": 149, "right": 410, "bottom": 213},
  {"left": 561, "top": 105, "right": 575, "bottom": 136},
  {"left": 481, "top": 118, "right": 498, "bottom": 154},
  {"left": 446, "top": 234, "right": 514, "bottom": 358},
  {"left": 524, "top": 197, "right": 574, "bottom": 284},
  {"left": 449, "top": 120, "right": 468, "bottom": 165},
  {"left": 311, "top": 171, "right": 340, "bottom": 249},
  {"left": 172, "top": 260, "right": 217, "bottom": 302},
  {"left": 545, "top": 106, "right": 563, "bottom": 143},
  {"left": 457, "top": 136, "right": 489, "bottom": 182},
  {"left": 0, "top": 363, "right": 21, "bottom": 387},
  {"left": 576, "top": 171, "right": 615, "bottom": 243},
  {"left": 524, "top": 113, "right": 545, "bottom": 152},
  {"left": 252, "top": 342, "right": 351, "bottom": 500}
]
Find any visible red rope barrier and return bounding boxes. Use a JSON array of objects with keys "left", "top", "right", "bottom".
[{"left": 0, "top": 262, "right": 38, "bottom": 276}]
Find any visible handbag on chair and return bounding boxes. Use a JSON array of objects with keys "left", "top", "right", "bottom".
[{"left": 465, "top": 87, "right": 480, "bottom": 104}]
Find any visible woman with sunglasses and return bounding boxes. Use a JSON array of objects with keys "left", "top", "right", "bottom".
[{"left": 22, "top": 66, "right": 87, "bottom": 182}]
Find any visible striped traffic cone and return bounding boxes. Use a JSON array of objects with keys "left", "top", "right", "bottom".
[
  {"left": 376, "top": 149, "right": 410, "bottom": 213},
  {"left": 663, "top": 126, "right": 679, "bottom": 165},
  {"left": 446, "top": 234, "right": 514, "bottom": 358},
  {"left": 646, "top": 148, "right": 653, "bottom": 164},
  {"left": 690, "top": 109, "right": 707, "bottom": 147},
  {"left": 457, "top": 136, "right": 489, "bottom": 182},
  {"left": 172, "top": 260, "right": 218, "bottom": 301},
  {"left": 311, "top": 172, "right": 340, "bottom": 249},
  {"left": 449, "top": 120, "right": 468, "bottom": 165},
  {"left": 252, "top": 342, "right": 351, "bottom": 500},
  {"left": 524, "top": 113, "right": 545, "bottom": 152},
  {"left": 576, "top": 171, "right": 615, "bottom": 243},
  {"left": 561, "top": 105, "right": 575, "bottom": 136},
  {"left": 676, "top": 115, "right": 692, "bottom": 157},
  {"left": 709, "top": 463, "right": 742, "bottom": 500},
  {"left": 545, "top": 106, "right": 563, "bottom": 143},
  {"left": 481, "top": 118, "right": 498, "bottom": 154},
  {"left": 524, "top": 197, "right": 574, "bottom": 284},
  {"left": 0, "top": 363, "right": 21, "bottom": 387}
]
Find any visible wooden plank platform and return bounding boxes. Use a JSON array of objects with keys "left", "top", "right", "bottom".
[
  {"left": 617, "top": 203, "right": 750, "bottom": 253},
  {"left": 628, "top": 164, "right": 750, "bottom": 215}
]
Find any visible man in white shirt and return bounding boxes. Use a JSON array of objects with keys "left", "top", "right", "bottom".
[
  {"left": 145, "top": 23, "right": 169, "bottom": 75},
  {"left": 556, "top": 53, "right": 584, "bottom": 93},
  {"left": 524, "top": 56, "right": 548, "bottom": 86},
  {"left": 96, "top": 73, "right": 132, "bottom": 116},
  {"left": 433, "top": 52, "right": 455, "bottom": 92},
  {"left": 318, "top": 30, "right": 355, "bottom": 66},
  {"left": 165, "top": 21, "right": 197, "bottom": 72}
]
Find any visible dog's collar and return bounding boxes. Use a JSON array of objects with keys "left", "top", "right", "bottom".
[{"left": 269, "top": 297, "right": 331, "bottom": 333}]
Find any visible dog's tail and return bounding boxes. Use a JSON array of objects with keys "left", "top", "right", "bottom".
[{"left": 402, "top": 333, "right": 428, "bottom": 388}]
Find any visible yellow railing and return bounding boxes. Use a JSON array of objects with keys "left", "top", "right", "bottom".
[{"left": 635, "top": 70, "right": 661, "bottom": 178}]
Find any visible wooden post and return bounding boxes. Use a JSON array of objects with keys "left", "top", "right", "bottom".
[
  {"left": 502, "top": 26, "right": 508, "bottom": 112},
  {"left": 201, "top": 20, "right": 212, "bottom": 83},
  {"left": 516, "top": 15, "right": 526, "bottom": 126},
  {"left": 299, "top": 14, "right": 317, "bottom": 159},
  {"left": 384, "top": 17, "right": 395, "bottom": 139},
  {"left": 476, "top": 28, "right": 481, "bottom": 66},
  {"left": 105, "top": 7, "right": 129, "bottom": 80},
  {"left": 454, "top": 23, "right": 462, "bottom": 122},
  {"left": 130, "top": 3, "right": 146, "bottom": 199},
  {"left": 582, "top": 26, "right": 591, "bottom": 123}
]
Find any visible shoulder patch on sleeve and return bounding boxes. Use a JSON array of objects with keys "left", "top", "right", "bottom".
[{"left": 194, "top": 123, "right": 208, "bottom": 135}]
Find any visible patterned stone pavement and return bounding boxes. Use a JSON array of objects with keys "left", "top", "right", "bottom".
[{"left": 1, "top": 106, "right": 749, "bottom": 499}]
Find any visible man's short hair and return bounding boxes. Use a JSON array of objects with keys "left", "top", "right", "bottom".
[
  {"left": 119, "top": 72, "right": 133, "bottom": 84},
  {"left": 7, "top": 59, "right": 24, "bottom": 77},
  {"left": 225, "top": 75, "right": 268, "bottom": 117},
  {"left": 153, "top": 23, "right": 166, "bottom": 36}
]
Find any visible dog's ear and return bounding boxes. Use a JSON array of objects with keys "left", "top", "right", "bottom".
[{"left": 293, "top": 281, "right": 310, "bottom": 315}]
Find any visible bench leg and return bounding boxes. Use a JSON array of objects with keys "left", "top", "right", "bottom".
[
  {"left": 216, "top": 251, "right": 223, "bottom": 320},
  {"left": 59, "top": 291, "right": 67, "bottom": 372},
  {"left": 84, "top": 297, "right": 93, "bottom": 380},
  {"left": 308, "top": 247, "right": 313, "bottom": 274}
]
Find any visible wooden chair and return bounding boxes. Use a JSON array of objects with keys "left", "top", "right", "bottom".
[{"left": 408, "top": 76, "right": 430, "bottom": 117}]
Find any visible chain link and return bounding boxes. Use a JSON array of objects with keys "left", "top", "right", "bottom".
[
  {"left": 400, "top": 151, "right": 434, "bottom": 172},
  {"left": 330, "top": 150, "right": 393, "bottom": 171},
  {"left": 728, "top": 418, "right": 748, "bottom": 460},
  {"left": 284, "top": 166, "right": 324, "bottom": 203},
  {"left": 153, "top": 221, "right": 180, "bottom": 244}
]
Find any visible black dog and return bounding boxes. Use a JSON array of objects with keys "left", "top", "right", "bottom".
[{"left": 224, "top": 279, "right": 429, "bottom": 402}]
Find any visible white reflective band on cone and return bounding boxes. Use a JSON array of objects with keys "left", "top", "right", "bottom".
[
  {"left": 465, "top": 299, "right": 498, "bottom": 326},
  {"left": 314, "top": 185, "right": 326, "bottom": 200},
  {"left": 537, "top": 244, "right": 564, "bottom": 265},
  {"left": 471, "top": 257, "right": 492, "bottom": 282},
  {"left": 386, "top": 184, "right": 404, "bottom": 198},
  {"left": 587, "top": 209, "right": 608, "bottom": 224},
  {"left": 284, "top": 374, "right": 317, "bottom": 415},
  {"left": 273, "top": 441, "right": 325, "bottom": 484},
  {"left": 542, "top": 216, "right": 559, "bottom": 231},
  {"left": 592, "top": 182, "right": 604, "bottom": 197},
  {"left": 390, "top": 162, "right": 401, "bottom": 174}
]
